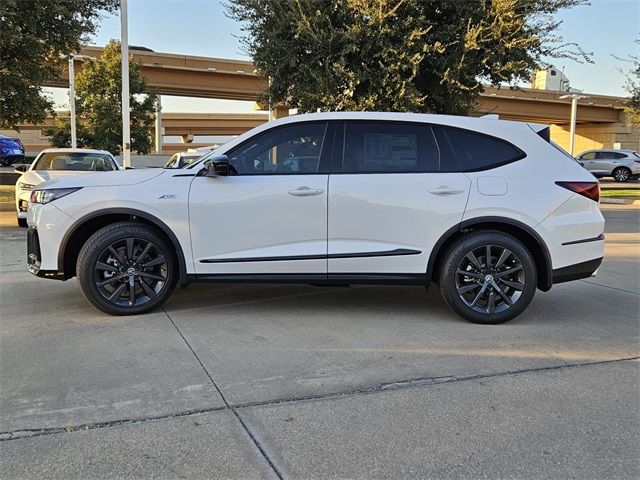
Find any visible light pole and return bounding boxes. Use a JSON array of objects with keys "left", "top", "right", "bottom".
[
  {"left": 68, "top": 55, "right": 77, "bottom": 148},
  {"left": 120, "top": 0, "right": 131, "bottom": 168},
  {"left": 64, "top": 54, "right": 94, "bottom": 148},
  {"left": 559, "top": 94, "right": 590, "bottom": 156}
]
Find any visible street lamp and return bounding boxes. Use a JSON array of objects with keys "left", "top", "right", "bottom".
[
  {"left": 120, "top": 0, "right": 131, "bottom": 168},
  {"left": 559, "top": 94, "right": 590, "bottom": 156},
  {"left": 62, "top": 54, "right": 94, "bottom": 148}
]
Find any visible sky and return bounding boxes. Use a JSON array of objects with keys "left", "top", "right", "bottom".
[{"left": 48, "top": 0, "right": 640, "bottom": 113}]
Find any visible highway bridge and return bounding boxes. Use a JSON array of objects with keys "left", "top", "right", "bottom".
[{"left": 4, "top": 46, "right": 635, "bottom": 155}]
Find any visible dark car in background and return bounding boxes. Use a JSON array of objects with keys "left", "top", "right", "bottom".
[{"left": 0, "top": 135, "right": 25, "bottom": 166}]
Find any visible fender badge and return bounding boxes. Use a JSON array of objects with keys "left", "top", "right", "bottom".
[{"left": 158, "top": 194, "right": 178, "bottom": 199}]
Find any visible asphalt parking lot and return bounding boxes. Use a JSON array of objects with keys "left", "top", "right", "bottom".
[{"left": 0, "top": 205, "right": 638, "bottom": 479}]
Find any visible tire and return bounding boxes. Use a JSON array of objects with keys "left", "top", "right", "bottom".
[
  {"left": 17, "top": 216, "right": 27, "bottom": 228},
  {"left": 439, "top": 231, "right": 537, "bottom": 324},
  {"left": 76, "top": 222, "right": 177, "bottom": 315},
  {"left": 612, "top": 167, "right": 631, "bottom": 182}
]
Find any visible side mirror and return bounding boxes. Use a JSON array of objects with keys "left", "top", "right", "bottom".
[
  {"left": 14, "top": 164, "right": 28, "bottom": 173},
  {"left": 204, "top": 155, "right": 231, "bottom": 177}
]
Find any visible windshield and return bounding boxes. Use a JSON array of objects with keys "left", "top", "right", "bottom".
[{"left": 34, "top": 152, "right": 117, "bottom": 171}]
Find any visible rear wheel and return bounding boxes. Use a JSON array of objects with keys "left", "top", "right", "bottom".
[
  {"left": 613, "top": 167, "right": 631, "bottom": 182},
  {"left": 77, "top": 222, "right": 177, "bottom": 315},
  {"left": 439, "top": 231, "right": 537, "bottom": 324}
]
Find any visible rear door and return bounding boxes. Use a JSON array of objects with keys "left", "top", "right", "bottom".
[
  {"left": 327, "top": 121, "right": 471, "bottom": 279},
  {"left": 595, "top": 151, "right": 618, "bottom": 174}
]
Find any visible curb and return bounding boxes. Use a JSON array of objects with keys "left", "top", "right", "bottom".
[{"left": 600, "top": 198, "right": 640, "bottom": 205}]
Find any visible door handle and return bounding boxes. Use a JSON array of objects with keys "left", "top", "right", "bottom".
[
  {"left": 288, "top": 186, "right": 325, "bottom": 197},
  {"left": 428, "top": 186, "right": 465, "bottom": 196}
]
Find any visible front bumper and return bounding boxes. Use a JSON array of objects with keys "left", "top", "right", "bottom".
[
  {"left": 26, "top": 227, "right": 65, "bottom": 279},
  {"left": 16, "top": 190, "right": 30, "bottom": 218},
  {"left": 552, "top": 257, "right": 603, "bottom": 284}
]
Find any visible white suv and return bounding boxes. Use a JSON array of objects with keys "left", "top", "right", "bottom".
[{"left": 26, "top": 113, "right": 604, "bottom": 324}]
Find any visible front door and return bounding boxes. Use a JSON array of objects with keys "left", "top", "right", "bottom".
[
  {"left": 579, "top": 151, "right": 597, "bottom": 173},
  {"left": 189, "top": 121, "right": 332, "bottom": 277}
]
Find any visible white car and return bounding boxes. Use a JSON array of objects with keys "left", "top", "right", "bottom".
[
  {"left": 15, "top": 148, "right": 120, "bottom": 227},
  {"left": 26, "top": 113, "right": 604, "bottom": 324}
]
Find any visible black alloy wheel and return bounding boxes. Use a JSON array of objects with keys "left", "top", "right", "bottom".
[
  {"left": 454, "top": 244, "right": 525, "bottom": 315},
  {"left": 440, "top": 231, "right": 537, "bottom": 324},
  {"left": 93, "top": 237, "right": 168, "bottom": 308},
  {"left": 77, "top": 222, "right": 177, "bottom": 315}
]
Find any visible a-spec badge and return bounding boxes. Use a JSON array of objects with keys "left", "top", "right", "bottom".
[{"left": 158, "top": 194, "right": 178, "bottom": 199}]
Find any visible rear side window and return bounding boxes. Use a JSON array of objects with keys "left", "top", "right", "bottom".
[
  {"left": 342, "top": 121, "right": 439, "bottom": 173},
  {"left": 434, "top": 125, "right": 525, "bottom": 172}
]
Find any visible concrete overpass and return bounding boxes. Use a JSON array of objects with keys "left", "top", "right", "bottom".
[
  {"left": 44, "top": 46, "right": 627, "bottom": 126},
  {"left": 5, "top": 45, "right": 634, "bottom": 155}
]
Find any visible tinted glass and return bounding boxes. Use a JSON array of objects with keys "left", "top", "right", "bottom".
[
  {"left": 34, "top": 152, "right": 117, "bottom": 171},
  {"left": 435, "top": 126, "right": 524, "bottom": 172},
  {"left": 596, "top": 151, "right": 616, "bottom": 159},
  {"left": 227, "top": 123, "right": 327, "bottom": 175},
  {"left": 581, "top": 152, "right": 596, "bottom": 160},
  {"left": 342, "top": 122, "right": 438, "bottom": 173}
]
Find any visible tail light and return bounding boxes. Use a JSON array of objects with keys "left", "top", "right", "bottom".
[{"left": 556, "top": 181, "right": 600, "bottom": 202}]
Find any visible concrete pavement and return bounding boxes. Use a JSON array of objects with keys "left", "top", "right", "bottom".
[{"left": 0, "top": 205, "right": 638, "bottom": 479}]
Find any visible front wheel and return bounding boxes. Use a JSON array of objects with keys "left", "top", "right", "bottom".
[
  {"left": 439, "top": 231, "right": 537, "bottom": 324},
  {"left": 77, "top": 222, "right": 177, "bottom": 315}
]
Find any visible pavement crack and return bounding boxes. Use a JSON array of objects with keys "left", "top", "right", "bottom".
[
  {"left": 231, "top": 356, "right": 640, "bottom": 410},
  {"left": 161, "top": 307, "right": 285, "bottom": 480},
  {"left": 0, "top": 405, "right": 227, "bottom": 442},
  {"left": 2, "top": 355, "right": 637, "bottom": 447},
  {"left": 578, "top": 279, "right": 640, "bottom": 296}
]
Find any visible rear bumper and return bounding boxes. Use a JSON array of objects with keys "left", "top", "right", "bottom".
[{"left": 552, "top": 257, "right": 603, "bottom": 284}]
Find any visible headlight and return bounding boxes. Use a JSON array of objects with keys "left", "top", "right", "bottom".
[
  {"left": 30, "top": 187, "right": 82, "bottom": 205},
  {"left": 18, "top": 182, "right": 35, "bottom": 191}
]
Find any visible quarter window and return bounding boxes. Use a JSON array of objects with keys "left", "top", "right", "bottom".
[
  {"left": 434, "top": 125, "right": 525, "bottom": 172},
  {"left": 226, "top": 122, "right": 327, "bottom": 175},
  {"left": 342, "top": 121, "right": 438, "bottom": 173}
]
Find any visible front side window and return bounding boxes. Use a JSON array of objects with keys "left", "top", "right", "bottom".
[
  {"left": 435, "top": 125, "right": 525, "bottom": 172},
  {"left": 342, "top": 121, "right": 438, "bottom": 173},
  {"left": 34, "top": 152, "right": 117, "bottom": 171},
  {"left": 227, "top": 122, "right": 327, "bottom": 175},
  {"left": 580, "top": 152, "right": 596, "bottom": 160}
]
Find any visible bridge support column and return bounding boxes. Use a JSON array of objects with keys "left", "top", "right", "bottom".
[
  {"left": 155, "top": 95, "right": 163, "bottom": 154},
  {"left": 273, "top": 105, "right": 289, "bottom": 119}
]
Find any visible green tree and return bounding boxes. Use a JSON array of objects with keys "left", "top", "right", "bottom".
[
  {"left": 227, "top": 0, "right": 590, "bottom": 115},
  {"left": 0, "top": 0, "right": 118, "bottom": 129},
  {"left": 46, "top": 40, "right": 158, "bottom": 154},
  {"left": 622, "top": 40, "right": 640, "bottom": 127}
]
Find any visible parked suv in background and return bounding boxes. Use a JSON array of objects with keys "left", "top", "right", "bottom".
[
  {"left": 576, "top": 149, "right": 640, "bottom": 182},
  {"left": 0, "top": 135, "right": 25, "bottom": 166},
  {"left": 26, "top": 113, "right": 604, "bottom": 324}
]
